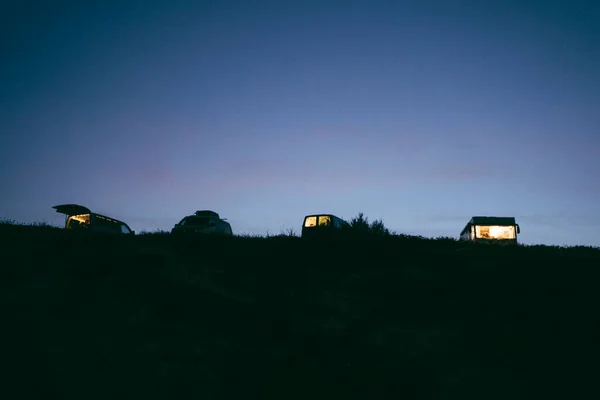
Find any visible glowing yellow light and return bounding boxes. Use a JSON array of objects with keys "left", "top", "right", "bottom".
[
  {"left": 475, "top": 225, "right": 515, "bottom": 240},
  {"left": 304, "top": 216, "right": 317, "bottom": 227},
  {"left": 318, "top": 215, "right": 331, "bottom": 226},
  {"left": 70, "top": 214, "right": 90, "bottom": 223},
  {"left": 66, "top": 214, "right": 90, "bottom": 229}
]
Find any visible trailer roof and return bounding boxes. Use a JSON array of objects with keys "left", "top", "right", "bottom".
[{"left": 470, "top": 216, "right": 517, "bottom": 225}]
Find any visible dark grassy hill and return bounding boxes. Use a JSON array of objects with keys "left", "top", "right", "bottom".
[{"left": 1, "top": 223, "right": 599, "bottom": 399}]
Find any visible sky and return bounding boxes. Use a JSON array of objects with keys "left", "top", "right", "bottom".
[{"left": 1, "top": 0, "right": 599, "bottom": 246}]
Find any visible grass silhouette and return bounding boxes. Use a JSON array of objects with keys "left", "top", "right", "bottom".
[{"left": 1, "top": 221, "right": 599, "bottom": 399}]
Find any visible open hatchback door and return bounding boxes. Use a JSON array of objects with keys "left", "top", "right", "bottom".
[{"left": 52, "top": 204, "right": 92, "bottom": 216}]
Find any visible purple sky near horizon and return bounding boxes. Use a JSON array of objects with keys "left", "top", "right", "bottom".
[{"left": 1, "top": 0, "right": 599, "bottom": 246}]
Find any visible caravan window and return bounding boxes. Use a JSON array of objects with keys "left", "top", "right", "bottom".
[{"left": 475, "top": 225, "right": 515, "bottom": 240}]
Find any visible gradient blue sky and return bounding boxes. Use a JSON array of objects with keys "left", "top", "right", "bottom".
[{"left": 1, "top": 0, "right": 599, "bottom": 246}]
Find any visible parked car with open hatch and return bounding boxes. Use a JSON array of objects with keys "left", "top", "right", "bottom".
[{"left": 53, "top": 204, "right": 135, "bottom": 235}]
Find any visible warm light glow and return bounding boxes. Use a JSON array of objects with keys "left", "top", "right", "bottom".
[
  {"left": 67, "top": 214, "right": 90, "bottom": 228},
  {"left": 304, "top": 216, "right": 317, "bottom": 227},
  {"left": 475, "top": 225, "right": 516, "bottom": 240},
  {"left": 318, "top": 215, "right": 331, "bottom": 226}
]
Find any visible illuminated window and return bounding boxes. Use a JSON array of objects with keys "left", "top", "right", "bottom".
[
  {"left": 304, "top": 216, "right": 317, "bottom": 227},
  {"left": 475, "top": 225, "right": 515, "bottom": 240},
  {"left": 318, "top": 215, "right": 331, "bottom": 226},
  {"left": 67, "top": 214, "right": 90, "bottom": 229}
]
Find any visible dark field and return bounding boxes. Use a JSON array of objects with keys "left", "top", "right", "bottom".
[{"left": 1, "top": 224, "right": 599, "bottom": 399}]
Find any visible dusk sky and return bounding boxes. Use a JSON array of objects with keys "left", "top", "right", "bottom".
[{"left": 1, "top": 0, "right": 599, "bottom": 246}]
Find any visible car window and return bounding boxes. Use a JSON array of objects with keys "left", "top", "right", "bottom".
[
  {"left": 304, "top": 216, "right": 317, "bottom": 227},
  {"left": 182, "top": 216, "right": 211, "bottom": 226},
  {"left": 120, "top": 224, "right": 131, "bottom": 234},
  {"left": 318, "top": 215, "right": 331, "bottom": 226}
]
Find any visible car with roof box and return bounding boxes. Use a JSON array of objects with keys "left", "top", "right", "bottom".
[{"left": 171, "top": 210, "right": 233, "bottom": 236}]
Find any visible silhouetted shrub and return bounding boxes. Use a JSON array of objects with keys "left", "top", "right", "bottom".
[
  {"left": 279, "top": 227, "right": 298, "bottom": 237},
  {"left": 349, "top": 212, "right": 370, "bottom": 234},
  {"left": 349, "top": 212, "right": 392, "bottom": 237},
  {"left": 0, "top": 218, "right": 56, "bottom": 228},
  {"left": 370, "top": 218, "right": 391, "bottom": 236}
]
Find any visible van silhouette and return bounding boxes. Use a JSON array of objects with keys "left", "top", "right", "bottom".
[
  {"left": 459, "top": 216, "right": 520, "bottom": 244},
  {"left": 53, "top": 204, "right": 135, "bottom": 235},
  {"left": 301, "top": 213, "right": 350, "bottom": 238}
]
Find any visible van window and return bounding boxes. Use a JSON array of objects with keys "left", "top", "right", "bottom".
[
  {"left": 95, "top": 215, "right": 121, "bottom": 234},
  {"left": 475, "top": 225, "right": 515, "bottom": 239},
  {"left": 120, "top": 224, "right": 132, "bottom": 234},
  {"left": 318, "top": 215, "right": 331, "bottom": 226},
  {"left": 304, "top": 216, "right": 317, "bottom": 227},
  {"left": 67, "top": 214, "right": 90, "bottom": 229}
]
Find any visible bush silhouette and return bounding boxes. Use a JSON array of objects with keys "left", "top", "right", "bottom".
[{"left": 349, "top": 212, "right": 392, "bottom": 236}]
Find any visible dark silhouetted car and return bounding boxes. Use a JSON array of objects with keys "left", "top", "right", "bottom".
[
  {"left": 301, "top": 213, "right": 350, "bottom": 238},
  {"left": 53, "top": 204, "right": 135, "bottom": 235},
  {"left": 171, "top": 210, "right": 233, "bottom": 236}
]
